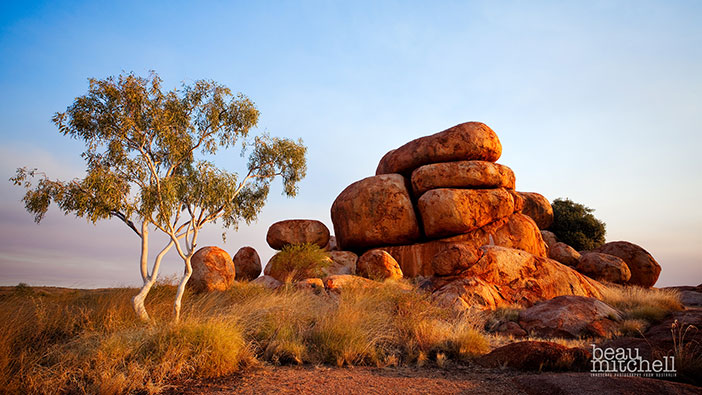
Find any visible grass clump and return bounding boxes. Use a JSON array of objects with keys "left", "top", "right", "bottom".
[
  {"left": 601, "top": 285, "right": 683, "bottom": 324},
  {"left": 268, "top": 243, "right": 332, "bottom": 282}
]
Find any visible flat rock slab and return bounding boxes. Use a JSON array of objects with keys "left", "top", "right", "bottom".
[{"left": 518, "top": 295, "right": 620, "bottom": 339}]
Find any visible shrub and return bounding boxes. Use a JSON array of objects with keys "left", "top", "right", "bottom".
[
  {"left": 268, "top": 243, "right": 332, "bottom": 282},
  {"left": 550, "top": 198, "right": 606, "bottom": 251}
]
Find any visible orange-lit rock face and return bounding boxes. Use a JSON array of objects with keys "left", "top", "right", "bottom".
[
  {"left": 517, "top": 192, "right": 554, "bottom": 229},
  {"left": 591, "top": 241, "right": 661, "bottom": 288},
  {"left": 577, "top": 252, "right": 632, "bottom": 284},
  {"left": 188, "top": 246, "right": 236, "bottom": 293},
  {"left": 357, "top": 250, "right": 403, "bottom": 281},
  {"left": 411, "top": 160, "right": 515, "bottom": 197},
  {"left": 431, "top": 244, "right": 482, "bottom": 276},
  {"left": 518, "top": 295, "right": 621, "bottom": 338},
  {"left": 324, "top": 274, "right": 379, "bottom": 293},
  {"left": 331, "top": 174, "right": 421, "bottom": 250},
  {"left": 375, "top": 122, "right": 502, "bottom": 176},
  {"left": 418, "top": 188, "right": 515, "bottom": 239},
  {"left": 548, "top": 242, "right": 581, "bottom": 267},
  {"left": 233, "top": 246, "right": 261, "bottom": 281},
  {"left": 266, "top": 219, "right": 330, "bottom": 250}
]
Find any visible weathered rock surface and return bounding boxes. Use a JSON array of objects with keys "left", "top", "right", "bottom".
[
  {"left": 577, "top": 252, "right": 631, "bottom": 284},
  {"left": 518, "top": 192, "right": 553, "bottom": 229},
  {"left": 294, "top": 278, "right": 325, "bottom": 291},
  {"left": 431, "top": 246, "right": 604, "bottom": 310},
  {"left": 325, "top": 236, "right": 338, "bottom": 251},
  {"left": 331, "top": 174, "right": 421, "bottom": 250},
  {"left": 250, "top": 275, "right": 282, "bottom": 289},
  {"left": 418, "top": 188, "right": 515, "bottom": 239},
  {"left": 324, "top": 274, "right": 380, "bottom": 293},
  {"left": 493, "top": 321, "right": 528, "bottom": 338},
  {"left": 376, "top": 122, "right": 502, "bottom": 175},
  {"left": 410, "top": 160, "right": 515, "bottom": 197},
  {"left": 478, "top": 341, "right": 591, "bottom": 371},
  {"left": 357, "top": 250, "right": 403, "bottom": 280},
  {"left": 233, "top": 246, "right": 261, "bottom": 281},
  {"left": 324, "top": 251, "right": 358, "bottom": 276},
  {"left": 548, "top": 242, "right": 581, "bottom": 267},
  {"left": 266, "top": 219, "right": 330, "bottom": 250},
  {"left": 518, "top": 295, "right": 620, "bottom": 339},
  {"left": 540, "top": 230, "right": 558, "bottom": 250},
  {"left": 431, "top": 244, "right": 481, "bottom": 276},
  {"left": 592, "top": 241, "right": 661, "bottom": 287},
  {"left": 188, "top": 246, "right": 236, "bottom": 293}
]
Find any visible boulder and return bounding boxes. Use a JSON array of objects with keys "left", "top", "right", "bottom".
[
  {"left": 232, "top": 246, "right": 261, "bottom": 281},
  {"left": 478, "top": 341, "right": 591, "bottom": 371},
  {"left": 493, "top": 321, "right": 528, "bottom": 338},
  {"left": 250, "top": 275, "right": 282, "bottom": 290},
  {"left": 431, "top": 244, "right": 481, "bottom": 276},
  {"left": 410, "top": 160, "right": 515, "bottom": 197},
  {"left": 548, "top": 242, "right": 581, "bottom": 267},
  {"left": 591, "top": 241, "right": 661, "bottom": 287},
  {"left": 577, "top": 252, "right": 631, "bottom": 284},
  {"left": 518, "top": 295, "right": 621, "bottom": 338},
  {"left": 431, "top": 246, "right": 604, "bottom": 310},
  {"left": 323, "top": 251, "right": 358, "bottom": 276},
  {"left": 188, "top": 247, "right": 236, "bottom": 293},
  {"left": 266, "top": 219, "right": 330, "bottom": 250},
  {"left": 357, "top": 250, "right": 403, "bottom": 280},
  {"left": 324, "top": 236, "right": 338, "bottom": 251},
  {"left": 324, "top": 274, "right": 380, "bottom": 293},
  {"left": 376, "top": 122, "right": 502, "bottom": 175},
  {"left": 541, "top": 230, "right": 558, "bottom": 250},
  {"left": 417, "top": 188, "right": 515, "bottom": 239},
  {"left": 330, "top": 174, "right": 421, "bottom": 250},
  {"left": 518, "top": 192, "right": 553, "bottom": 229},
  {"left": 508, "top": 189, "right": 525, "bottom": 212},
  {"left": 294, "top": 278, "right": 325, "bottom": 292}
]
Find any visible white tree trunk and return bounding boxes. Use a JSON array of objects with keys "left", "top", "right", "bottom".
[
  {"left": 173, "top": 256, "right": 192, "bottom": 322},
  {"left": 132, "top": 236, "right": 175, "bottom": 322}
]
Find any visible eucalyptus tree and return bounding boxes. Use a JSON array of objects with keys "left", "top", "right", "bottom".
[{"left": 11, "top": 72, "right": 307, "bottom": 321}]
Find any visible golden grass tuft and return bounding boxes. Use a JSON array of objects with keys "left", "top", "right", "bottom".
[{"left": 600, "top": 285, "right": 683, "bottom": 323}]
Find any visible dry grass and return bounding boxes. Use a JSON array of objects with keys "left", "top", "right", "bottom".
[
  {"left": 0, "top": 281, "right": 490, "bottom": 394},
  {"left": 600, "top": 285, "right": 683, "bottom": 324}
]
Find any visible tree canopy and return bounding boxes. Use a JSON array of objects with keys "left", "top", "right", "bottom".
[{"left": 550, "top": 198, "right": 606, "bottom": 251}]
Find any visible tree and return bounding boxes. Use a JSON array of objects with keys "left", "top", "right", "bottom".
[
  {"left": 11, "top": 72, "right": 307, "bottom": 321},
  {"left": 550, "top": 198, "right": 606, "bottom": 251}
]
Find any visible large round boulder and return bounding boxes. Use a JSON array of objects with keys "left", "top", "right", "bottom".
[
  {"left": 331, "top": 174, "right": 421, "bottom": 250},
  {"left": 376, "top": 122, "right": 502, "bottom": 175},
  {"left": 266, "top": 219, "right": 330, "bottom": 250},
  {"left": 357, "top": 250, "right": 403, "bottom": 281},
  {"left": 518, "top": 295, "right": 621, "bottom": 338},
  {"left": 577, "top": 252, "right": 632, "bottom": 284},
  {"left": 410, "top": 160, "right": 515, "bottom": 197},
  {"left": 518, "top": 192, "right": 554, "bottom": 229},
  {"left": 188, "top": 246, "right": 236, "bottom": 293},
  {"left": 548, "top": 242, "right": 581, "bottom": 267},
  {"left": 591, "top": 241, "right": 661, "bottom": 287},
  {"left": 233, "top": 246, "right": 261, "bottom": 281},
  {"left": 417, "top": 188, "right": 515, "bottom": 239}
]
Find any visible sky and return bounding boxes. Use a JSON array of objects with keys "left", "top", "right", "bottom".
[{"left": 0, "top": 1, "right": 700, "bottom": 288}]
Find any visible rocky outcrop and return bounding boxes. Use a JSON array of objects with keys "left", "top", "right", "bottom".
[
  {"left": 518, "top": 192, "right": 553, "bottom": 229},
  {"left": 548, "top": 242, "right": 581, "bottom": 267},
  {"left": 577, "top": 252, "right": 631, "bottom": 284},
  {"left": 417, "top": 188, "right": 515, "bottom": 239},
  {"left": 478, "top": 341, "right": 591, "bottom": 371},
  {"left": 324, "top": 251, "right": 358, "bottom": 276},
  {"left": 188, "top": 247, "right": 236, "bottom": 293},
  {"left": 357, "top": 250, "right": 403, "bottom": 280},
  {"left": 330, "top": 174, "right": 421, "bottom": 250},
  {"left": 592, "top": 241, "right": 661, "bottom": 287},
  {"left": 376, "top": 122, "right": 502, "bottom": 175},
  {"left": 233, "top": 246, "right": 261, "bottom": 281},
  {"left": 410, "top": 161, "right": 515, "bottom": 197},
  {"left": 266, "top": 219, "right": 330, "bottom": 250},
  {"left": 518, "top": 295, "right": 621, "bottom": 338}
]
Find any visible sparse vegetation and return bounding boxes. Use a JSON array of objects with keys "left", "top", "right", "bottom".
[
  {"left": 268, "top": 243, "right": 332, "bottom": 282},
  {"left": 550, "top": 198, "right": 606, "bottom": 251},
  {"left": 601, "top": 285, "right": 683, "bottom": 326}
]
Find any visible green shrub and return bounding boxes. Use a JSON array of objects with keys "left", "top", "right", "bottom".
[
  {"left": 550, "top": 198, "right": 606, "bottom": 251},
  {"left": 268, "top": 243, "right": 332, "bottom": 282}
]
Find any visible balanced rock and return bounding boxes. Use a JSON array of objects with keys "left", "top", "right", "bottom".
[
  {"left": 376, "top": 122, "right": 502, "bottom": 175},
  {"left": 518, "top": 295, "right": 621, "bottom": 338},
  {"left": 410, "top": 160, "right": 515, "bottom": 197},
  {"left": 577, "top": 252, "right": 631, "bottom": 284},
  {"left": 518, "top": 192, "right": 554, "bottom": 229},
  {"left": 548, "top": 242, "right": 581, "bottom": 267},
  {"left": 592, "top": 241, "right": 661, "bottom": 288},
  {"left": 331, "top": 174, "right": 421, "bottom": 250},
  {"left": 188, "top": 246, "right": 236, "bottom": 293},
  {"left": 418, "top": 188, "right": 515, "bottom": 239},
  {"left": 431, "top": 244, "right": 482, "bottom": 276},
  {"left": 357, "top": 250, "right": 403, "bottom": 280},
  {"left": 478, "top": 341, "right": 591, "bottom": 371},
  {"left": 324, "top": 251, "right": 358, "bottom": 276},
  {"left": 266, "top": 219, "right": 330, "bottom": 250},
  {"left": 233, "top": 246, "right": 261, "bottom": 281}
]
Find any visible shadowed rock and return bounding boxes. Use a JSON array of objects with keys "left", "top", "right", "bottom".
[
  {"left": 592, "top": 241, "right": 661, "bottom": 287},
  {"left": 233, "top": 246, "right": 261, "bottom": 281},
  {"left": 577, "top": 252, "right": 631, "bottom": 284}
]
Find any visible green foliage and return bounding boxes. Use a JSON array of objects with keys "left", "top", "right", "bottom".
[
  {"left": 269, "top": 243, "right": 332, "bottom": 282},
  {"left": 550, "top": 198, "right": 606, "bottom": 251}
]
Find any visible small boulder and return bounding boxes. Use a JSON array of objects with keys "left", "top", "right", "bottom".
[
  {"left": 478, "top": 341, "right": 591, "bottom": 371},
  {"left": 250, "top": 275, "right": 282, "bottom": 290},
  {"left": 493, "top": 321, "right": 528, "bottom": 338},
  {"left": 548, "top": 242, "right": 581, "bottom": 267},
  {"left": 188, "top": 247, "right": 236, "bottom": 293},
  {"left": 577, "top": 252, "right": 631, "bottom": 284},
  {"left": 294, "top": 278, "right": 325, "bottom": 292},
  {"left": 541, "top": 230, "right": 558, "bottom": 250},
  {"left": 266, "top": 219, "right": 330, "bottom": 250},
  {"left": 324, "top": 274, "right": 380, "bottom": 293},
  {"left": 357, "top": 250, "right": 403, "bottom": 281},
  {"left": 591, "top": 241, "right": 661, "bottom": 288},
  {"left": 518, "top": 192, "right": 554, "bottom": 229},
  {"left": 324, "top": 251, "right": 358, "bottom": 276},
  {"left": 518, "top": 295, "right": 621, "bottom": 339},
  {"left": 410, "top": 160, "right": 515, "bottom": 197},
  {"left": 324, "top": 236, "right": 338, "bottom": 251},
  {"left": 431, "top": 244, "right": 481, "bottom": 276},
  {"left": 233, "top": 246, "right": 261, "bottom": 281}
]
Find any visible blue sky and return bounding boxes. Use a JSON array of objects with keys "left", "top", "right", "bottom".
[{"left": 1, "top": 1, "right": 700, "bottom": 287}]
